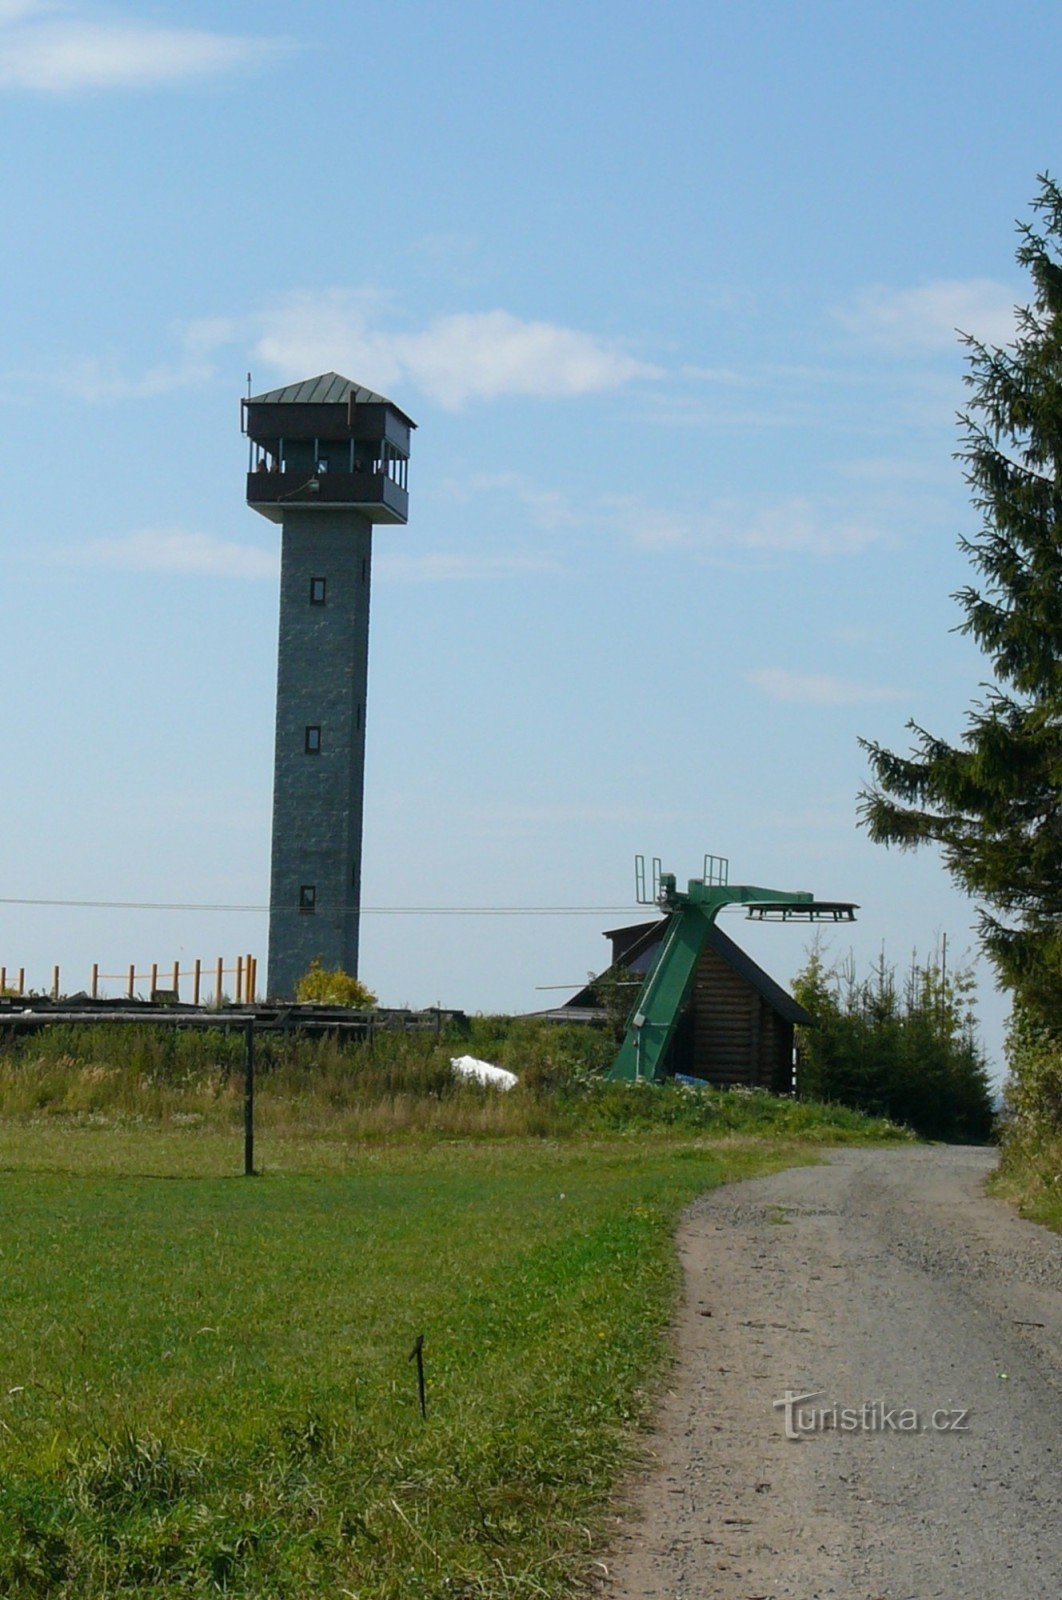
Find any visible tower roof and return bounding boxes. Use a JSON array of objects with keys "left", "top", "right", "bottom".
[{"left": 247, "top": 371, "right": 415, "bottom": 424}]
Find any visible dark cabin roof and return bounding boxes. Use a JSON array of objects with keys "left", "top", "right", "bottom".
[
  {"left": 247, "top": 371, "right": 417, "bottom": 426},
  {"left": 561, "top": 917, "right": 812, "bottom": 1026}
]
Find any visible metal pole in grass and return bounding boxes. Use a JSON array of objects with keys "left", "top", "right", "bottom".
[
  {"left": 409, "top": 1334, "right": 426, "bottom": 1418},
  {"left": 243, "top": 1017, "right": 256, "bottom": 1176}
]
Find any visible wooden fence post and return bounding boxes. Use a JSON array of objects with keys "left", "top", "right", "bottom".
[
  {"left": 150, "top": 963, "right": 158, "bottom": 999},
  {"left": 18, "top": 968, "right": 25, "bottom": 997},
  {"left": 127, "top": 964, "right": 135, "bottom": 1000},
  {"left": 91, "top": 963, "right": 99, "bottom": 1000},
  {"left": 52, "top": 966, "right": 59, "bottom": 1001},
  {"left": 215, "top": 957, "right": 224, "bottom": 1007},
  {"left": 172, "top": 961, "right": 179, "bottom": 999},
  {"left": 193, "top": 959, "right": 202, "bottom": 1007},
  {"left": 235, "top": 956, "right": 244, "bottom": 1005}
]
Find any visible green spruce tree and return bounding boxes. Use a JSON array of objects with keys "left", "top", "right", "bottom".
[
  {"left": 859, "top": 177, "right": 1062, "bottom": 1033},
  {"left": 792, "top": 947, "right": 994, "bottom": 1141}
]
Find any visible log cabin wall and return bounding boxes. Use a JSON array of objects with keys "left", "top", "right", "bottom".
[
  {"left": 690, "top": 945, "right": 757, "bottom": 1086},
  {"left": 687, "top": 948, "right": 796, "bottom": 1091},
  {"left": 757, "top": 1003, "right": 797, "bottom": 1094},
  {"left": 595, "top": 919, "right": 807, "bottom": 1092}
]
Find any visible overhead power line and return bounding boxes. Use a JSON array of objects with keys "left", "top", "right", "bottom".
[
  {"left": 0, "top": 897, "right": 646, "bottom": 917},
  {"left": 0, "top": 896, "right": 759, "bottom": 920}
]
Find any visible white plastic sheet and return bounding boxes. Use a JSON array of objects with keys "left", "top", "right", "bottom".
[{"left": 450, "top": 1054, "right": 518, "bottom": 1091}]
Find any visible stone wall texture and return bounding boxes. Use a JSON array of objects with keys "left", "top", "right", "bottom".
[{"left": 267, "top": 508, "right": 373, "bottom": 998}]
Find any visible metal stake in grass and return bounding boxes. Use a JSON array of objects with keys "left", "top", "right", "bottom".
[{"left": 409, "top": 1334, "right": 426, "bottom": 1418}]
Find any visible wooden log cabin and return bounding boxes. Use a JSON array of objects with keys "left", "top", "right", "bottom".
[{"left": 560, "top": 919, "right": 812, "bottom": 1092}]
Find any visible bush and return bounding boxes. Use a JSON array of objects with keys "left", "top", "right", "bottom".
[
  {"left": 294, "top": 961, "right": 376, "bottom": 1009},
  {"left": 463, "top": 1015, "right": 613, "bottom": 1089},
  {"left": 588, "top": 964, "right": 641, "bottom": 1043},
  {"left": 993, "top": 1002, "right": 1062, "bottom": 1228},
  {"left": 1002, "top": 1002, "right": 1062, "bottom": 1134}
]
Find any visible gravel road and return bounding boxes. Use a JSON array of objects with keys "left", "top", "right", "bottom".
[{"left": 601, "top": 1145, "right": 1060, "bottom": 1600}]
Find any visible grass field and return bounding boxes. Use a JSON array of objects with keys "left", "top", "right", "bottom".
[{"left": 0, "top": 1027, "right": 909, "bottom": 1597}]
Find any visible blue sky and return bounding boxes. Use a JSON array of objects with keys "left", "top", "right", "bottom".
[{"left": 1, "top": 0, "right": 1056, "bottom": 1076}]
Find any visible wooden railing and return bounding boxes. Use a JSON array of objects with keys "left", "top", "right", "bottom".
[{"left": 0, "top": 956, "right": 260, "bottom": 1006}]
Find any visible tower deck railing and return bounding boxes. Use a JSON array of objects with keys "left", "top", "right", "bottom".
[{"left": 246, "top": 469, "right": 408, "bottom": 520}]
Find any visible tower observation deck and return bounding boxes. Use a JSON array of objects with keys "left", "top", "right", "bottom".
[{"left": 243, "top": 372, "right": 415, "bottom": 998}]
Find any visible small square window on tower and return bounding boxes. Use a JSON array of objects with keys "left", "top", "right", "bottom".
[
  {"left": 304, "top": 725, "right": 322, "bottom": 754},
  {"left": 309, "top": 576, "right": 327, "bottom": 605},
  {"left": 299, "top": 885, "right": 317, "bottom": 913}
]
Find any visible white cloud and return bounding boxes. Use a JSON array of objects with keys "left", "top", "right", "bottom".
[
  {"left": 376, "top": 551, "right": 561, "bottom": 583},
  {"left": 679, "top": 365, "right": 760, "bottom": 386},
  {"left": 404, "top": 310, "right": 656, "bottom": 406},
  {"left": 16, "top": 290, "right": 654, "bottom": 412},
  {"left": 8, "top": 317, "right": 236, "bottom": 401},
  {"left": 254, "top": 290, "right": 659, "bottom": 408},
  {"left": 605, "top": 493, "right": 884, "bottom": 558},
  {"left": 63, "top": 529, "right": 555, "bottom": 585},
  {"left": 0, "top": 4, "right": 288, "bottom": 92},
  {"left": 747, "top": 669, "right": 904, "bottom": 706},
  {"left": 69, "top": 530, "right": 278, "bottom": 579},
  {"left": 639, "top": 390, "right": 816, "bottom": 432},
  {"left": 439, "top": 471, "right": 581, "bottom": 532},
  {"left": 442, "top": 475, "right": 888, "bottom": 561},
  {"left": 834, "top": 278, "right": 1019, "bottom": 354}
]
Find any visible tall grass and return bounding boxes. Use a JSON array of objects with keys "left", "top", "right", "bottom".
[
  {"left": 991, "top": 1003, "right": 1062, "bottom": 1230},
  {"left": 0, "top": 1019, "right": 909, "bottom": 1143},
  {"left": 990, "top": 1130, "right": 1062, "bottom": 1232}
]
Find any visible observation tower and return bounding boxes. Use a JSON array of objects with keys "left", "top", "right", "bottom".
[{"left": 243, "top": 372, "right": 415, "bottom": 998}]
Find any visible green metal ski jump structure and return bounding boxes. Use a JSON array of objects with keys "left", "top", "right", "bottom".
[{"left": 608, "top": 856, "right": 856, "bottom": 1083}]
